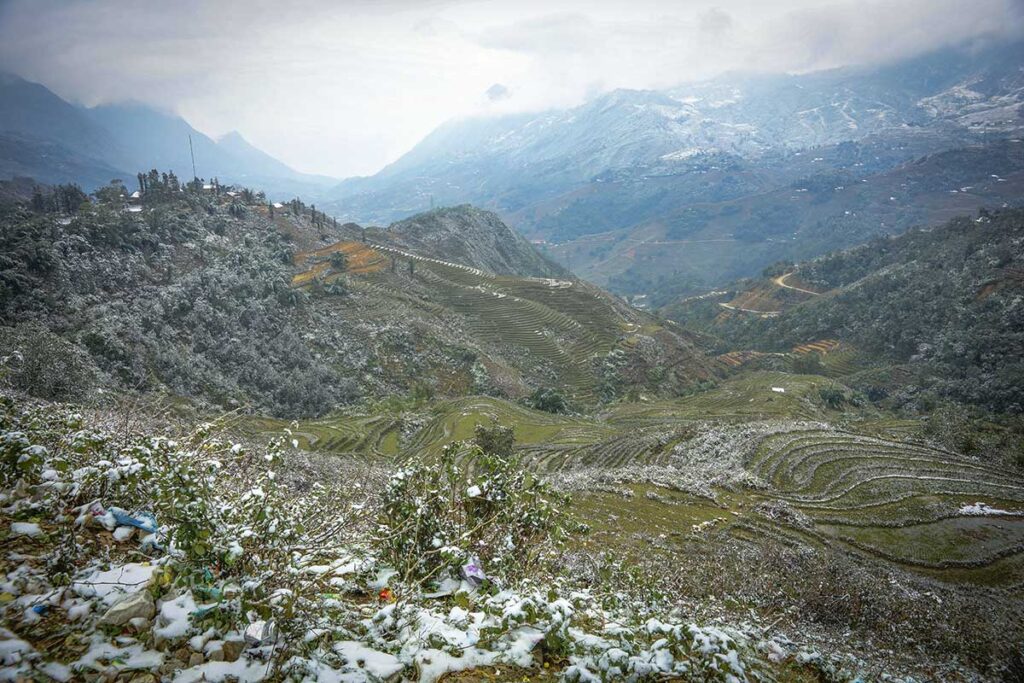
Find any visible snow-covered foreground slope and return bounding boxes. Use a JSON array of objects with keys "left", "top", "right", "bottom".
[{"left": 0, "top": 392, "right": 889, "bottom": 682}]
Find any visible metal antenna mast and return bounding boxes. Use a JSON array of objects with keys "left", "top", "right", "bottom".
[{"left": 188, "top": 135, "right": 197, "bottom": 180}]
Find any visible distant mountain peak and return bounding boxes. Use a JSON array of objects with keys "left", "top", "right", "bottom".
[{"left": 0, "top": 71, "right": 26, "bottom": 85}]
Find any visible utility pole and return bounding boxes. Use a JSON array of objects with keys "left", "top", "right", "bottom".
[{"left": 188, "top": 135, "right": 197, "bottom": 181}]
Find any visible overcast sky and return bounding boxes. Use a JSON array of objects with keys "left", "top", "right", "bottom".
[{"left": 1, "top": 0, "right": 1021, "bottom": 178}]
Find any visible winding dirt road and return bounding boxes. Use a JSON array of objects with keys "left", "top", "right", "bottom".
[{"left": 772, "top": 272, "right": 820, "bottom": 295}]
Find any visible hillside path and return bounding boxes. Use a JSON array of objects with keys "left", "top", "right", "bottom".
[{"left": 773, "top": 272, "right": 820, "bottom": 295}]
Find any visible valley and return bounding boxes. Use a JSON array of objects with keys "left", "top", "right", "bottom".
[
  {"left": 2, "top": 172, "right": 1023, "bottom": 682},
  {"left": 234, "top": 372, "right": 1024, "bottom": 591},
  {"left": 1, "top": 16, "right": 1023, "bottom": 681}
]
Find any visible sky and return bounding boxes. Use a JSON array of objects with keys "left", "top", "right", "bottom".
[{"left": 0, "top": 0, "right": 1021, "bottom": 178}]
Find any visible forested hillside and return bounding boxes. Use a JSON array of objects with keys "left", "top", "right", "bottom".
[
  {"left": 0, "top": 174, "right": 346, "bottom": 416},
  {"left": 0, "top": 174, "right": 711, "bottom": 418},
  {"left": 678, "top": 209, "right": 1024, "bottom": 413}
]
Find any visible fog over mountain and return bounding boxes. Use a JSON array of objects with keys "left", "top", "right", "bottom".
[
  {"left": 1, "top": 0, "right": 1021, "bottom": 177},
  {"left": 322, "top": 37, "right": 1024, "bottom": 298}
]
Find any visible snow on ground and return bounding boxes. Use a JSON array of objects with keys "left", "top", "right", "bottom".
[
  {"left": 8, "top": 522, "right": 41, "bottom": 538},
  {"left": 71, "top": 562, "right": 157, "bottom": 605},
  {"left": 958, "top": 502, "right": 1022, "bottom": 516}
]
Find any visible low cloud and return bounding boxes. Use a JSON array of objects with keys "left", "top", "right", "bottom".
[
  {"left": 0, "top": 0, "right": 1020, "bottom": 177},
  {"left": 485, "top": 83, "right": 511, "bottom": 102},
  {"left": 698, "top": 8, "right": 733, "bottom": 37}
]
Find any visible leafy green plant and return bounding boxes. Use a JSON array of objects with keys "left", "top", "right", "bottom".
[
  {"left": 375, "top": 436, "right": 569, "bottom": 587},
  {"left": 473, "top": 420, "right": 514, "bottom": 458}
]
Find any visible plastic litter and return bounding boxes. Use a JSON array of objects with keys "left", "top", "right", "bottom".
[
  {"left": 461, "top": 558, "right": 485, "bottom": 587},
  {"left": 244, "top": 620, "right": 278, "bottom": 647},
  {"left": 78, "top": 501, "right": 117, "bottom": 530},
  {"left": 109, "top": 508, "right": 158, "bottom": 534}
]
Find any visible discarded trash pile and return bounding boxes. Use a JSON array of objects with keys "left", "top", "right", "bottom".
[{"left": 0, "top": 393, "right": 871, "bottom": 682}]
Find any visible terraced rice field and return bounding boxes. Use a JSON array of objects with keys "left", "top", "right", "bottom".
[
  {"left": 402, "top": 397, "right": 615, "bottom": 456},
  {"left": 398, "top": 397, "right": 679, "bottom": 472},
  {"left": 402, "top": 375, "right": 841, "bottom": 471},
  {"left": 239, "top": 376, "right": 1024, "bottom": 588},
  {"left": 715, "top": 350, "right": 771, "bottom": 368},
  {"left": 604, "top": 372, "right": 837, "bottom": 425},
  {"left": 570, "top": 421, "right": 1024, "bottom": 590},
  {"left": 235, "top": 413, "right": 402, "bottom": 460},
  {"left": 365, "top": 251, "right": 629, "bottom": 401},
  {"left": 787, "top": 340, "right": 864, "bottom": 377},
  {"left": 245, "top": 373, "right": 837, "bottom": 465},
  {"left": 791, "top": 339, "right": 841, "bottom": 355},
  {"left": 742, "top": 428, "right": 1024, "bottom": 586}
]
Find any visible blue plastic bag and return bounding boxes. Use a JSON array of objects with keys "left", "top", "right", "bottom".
[{"left": 109, "top": 507, "right": 158, "bottom": 534}]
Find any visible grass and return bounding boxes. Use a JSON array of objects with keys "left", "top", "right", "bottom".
[
  {"left": 232, "top": 413, "right": 401, "bottom": 460},
  {"left": 294, "top": 236, "right": 709, "bottom": 403},
  {"left": 235, "top": 365, "right": 1024, "bottom": 590},
  {"left": 604, "top": 371, "right": 843, "bottom": 425}
]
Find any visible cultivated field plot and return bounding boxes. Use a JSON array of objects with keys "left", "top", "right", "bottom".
[
  {"left": 603, "top": 371, "right": 837, "bottom": 425},
  {"left": 749, "top": 428, "right": 1024, "bottom": 586},
  {"left": 291, "top": 240, "right": 388, "bottom": 285},
  {"left": 572, "top": 425, "right": 1024, "bottom": 590},
  {"left": 234, "top": 413, "right": 402, "bottom": 459},
  {"left": 402, "top": 396, "right": 616, "bottom": 456},
  {"left": 239, "top": 371, "right": 1024, "bottom": 589}
]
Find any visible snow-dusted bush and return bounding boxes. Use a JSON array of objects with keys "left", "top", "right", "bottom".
[
  {"left": 0, "top": 393, "right": 352, "bottom": 644},
  {"left": 0, "top": 323, "right": 98, "bottom": 401},
  {"left": 375, "top": 437, "right": 569, "bottom": 588}
]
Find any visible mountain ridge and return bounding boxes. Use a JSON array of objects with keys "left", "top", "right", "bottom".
[
  {"left": 0, "top": 177, "right": 712, "bottom": 417},
  {"left": 379, "top": 205, "right": 571, "bottom": 279},
  {"left": 0, "top": 73, "right": 336, "bottom": 197},
  {"left": 664, "top": 207, "right": 1024, "bottom": 413},
  {"left": 320, "top": 38, "right": 1024, "bottom": 298}
]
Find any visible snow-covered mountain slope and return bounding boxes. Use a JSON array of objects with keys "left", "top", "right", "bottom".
[
  {"left": 324, "top": 39, "right": 1022, "bottom": 222},
  {"left": 322, "top": 38, "right": 1024, "bottom": 295}
]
